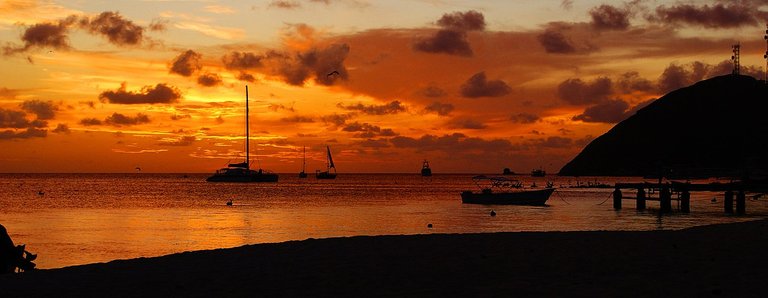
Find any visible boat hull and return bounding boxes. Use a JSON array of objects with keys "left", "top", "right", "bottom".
[
  {"left": 461, "top": 188, "right": 555, "bottom": 205},
  {"left": 316, "top": 171, "right": 337, "bottom": 179}
]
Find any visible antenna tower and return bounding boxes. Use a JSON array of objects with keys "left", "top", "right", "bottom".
[
  {"left": 732, "top": 43, "right": 740, "bottom": 76},
  {"left": 731, "top": 43, "right": 741, "bottom": 75},
  {"left": 764, "top": 24, "right": 768, "bottom": 83}
]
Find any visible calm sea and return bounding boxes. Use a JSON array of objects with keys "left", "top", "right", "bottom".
[{"left": 1, "top": 173, "right": 766, "bottom": 269}]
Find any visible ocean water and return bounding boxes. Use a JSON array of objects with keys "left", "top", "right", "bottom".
[{"left": 1, "top": 173, "right": 766, "bottom": 269}]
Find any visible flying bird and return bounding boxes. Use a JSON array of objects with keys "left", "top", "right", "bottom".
[{"left": 327, "top": 70, "right": 340, "bottom": 77}]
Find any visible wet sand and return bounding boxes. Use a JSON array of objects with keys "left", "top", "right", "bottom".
[{"left": 2, "top": 219, "right": 768, "bottom": 297}]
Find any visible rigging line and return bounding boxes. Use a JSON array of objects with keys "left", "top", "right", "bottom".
[
  {"left": 596, "top": 192, "right": 613, "bottom": 205},
  {"left": 555, "top": 190, "right": 571, "bottom": 205}
]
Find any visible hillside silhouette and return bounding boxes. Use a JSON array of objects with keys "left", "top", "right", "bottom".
[{"left": 559, "top": 74, "right": 768, "bottom": 177}]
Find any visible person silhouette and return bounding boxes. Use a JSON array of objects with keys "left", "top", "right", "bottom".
[{"left": 0, "top": 224, "right": 36, "bottom": 274}]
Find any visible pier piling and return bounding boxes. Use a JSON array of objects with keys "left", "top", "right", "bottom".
[
  {"left": 613, "top": 188, "right": 622, "bottom": 210},
  {"left": 724, "top": 190, "right": 734, "bottom": 214},
  {"left": 737, "top": 190, "right": 746, "bottom": 215},
  {"left": 660, "top": 186, "right": 672, "bottom": 213},
  {"left": 636, "top": 188, "right": 646, "bottom": 210},
  {"left": 680, "top": 189, "right": 690, "bottom": 213}
]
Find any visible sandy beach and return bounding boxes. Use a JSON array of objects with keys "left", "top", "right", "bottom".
[{"left": 2, "top": 219, "right": 767, "bottom": 297}]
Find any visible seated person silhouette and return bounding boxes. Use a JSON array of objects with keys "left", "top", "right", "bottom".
[{"left": 1, "top": 224, "right": 36, "bottom": 274}]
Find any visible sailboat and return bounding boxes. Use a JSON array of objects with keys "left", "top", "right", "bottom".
[
  {"left": 315, "top": 146, "right": 337, "bottom": 179},
  {"left": 206, "top": 86, "right": 279, "bottom": 183},
  {"left": 298, "top": 146, "right": 308, "bottom": 178},
  {"left": 421, "top": 160, "right": 432, "bottom": 176}
]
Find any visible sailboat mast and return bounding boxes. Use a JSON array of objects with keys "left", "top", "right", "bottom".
[
  {"left": 302, "top": 146, "right": 306, "bottom": 171},
  {"left": 245, "top": 85, "right": 250, "bottom": 170}
]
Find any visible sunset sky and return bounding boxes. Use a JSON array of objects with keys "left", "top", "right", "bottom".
[{"left": 1, "top": 0, "right": 767, "bottom": 173}]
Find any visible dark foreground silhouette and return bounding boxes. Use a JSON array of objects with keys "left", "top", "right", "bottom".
[
  {"left": 2, "top": 220, "right": 768, "bottom": 297},
  {"left": 560, "top": 75, "right": 768, "bottom": 177},
  {"left": 1, "top": 224, "right": 36, "bottom": 274}
]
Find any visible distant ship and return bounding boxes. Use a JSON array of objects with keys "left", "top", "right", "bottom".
[
  {"left": 503, "top": 168, "right": 514, "bottom": 175},
  {"left": 298, "top": 146, "right": 308, "bottom": 178},
  {"left": 206, "top": 86, "right": 278, "bottom": 183},
  {"left": 531, "top": 168, "right": 546, "bottom": 177},
  {"left": 421, "top": 160, "right": 432, "bottom": 176},
  {"left": 316, "top": 146, "right": 337, "bottom": 179}
]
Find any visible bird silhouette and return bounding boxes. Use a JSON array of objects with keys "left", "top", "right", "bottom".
[{"left": 327, "top": 70, "right": 340, "bottom": 77}]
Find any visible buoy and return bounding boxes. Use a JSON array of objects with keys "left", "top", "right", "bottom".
[
  {"left": 427, "top": 223, "right": 433, "bottom": 228},
  {"left": 226, "top": 199, "right": 233, "bottom": 206},
  {"left": 490, "top": 210, "right": 496, "bottom": 217}
]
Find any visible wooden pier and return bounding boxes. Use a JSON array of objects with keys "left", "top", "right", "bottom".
[{"left": 612, "top": 181, "right": 768, "bottom": 214}]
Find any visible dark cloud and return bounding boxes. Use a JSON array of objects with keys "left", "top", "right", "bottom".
[
  {"left": 269, "top": 0, "right": 301, "bottom": 9},
  {"left": 413, "top": 30, "right": 473, "bottom": 57},
  {"left": 436, "top": 10, "right": 486, "bottom": 31},
  {"left": 159, "top": 135, "right": 196, "bottom": 146},
  {"left": 99, "top": 83, "right": 181, "bottom": 104},
  {"left": 0, "top": 87, "right": 19, "bottom": 99},
  {"left": 572, "top": 99, "right": 630, "bottom": 123},
  {"left": 449, "top": 118, "right": 487, "bottom": 129},
  {"left": 169, "top": 50, "right": 202, "bottom": 77},
  {"left": 590, "top": 5, "right": 630, "bottom": 30},
  {"left": 651, "top": 3, "right": 762, "bottom": 28},
  {"left": 423, "top": 102, "right": 454, "bottom": 116},
  {"left": 104, "top": 112, "right": 150, "bottom": 126},
  {"left": 0, "top": 127, "right": 47, "bottom": 139},
  {"left": 148, "top": 19, "right": 168, "bottom": 31},
  {"left": 268, "top": 104, "right": 295, "bottom": 112},
  {"left": 80, "top": 11, "right": 145, "bottom": 46},
  {"left": 338, "top": 101, "right": 406, "bottom": 115},
  {"left": 321, "top": 113, "right": 354, "bottom": 127},
  {"left": 170, "top": 114, "right": 191, "bottom": 121},
  {"left": 281, "top": 116, "right": 315, "bottom": 123},
  {"left": 557, "top": 77, "right": 612, "bottom": 105},
  {"left": 0, "top": 108, "right": 33, "bottom": 128},
  {"left": 509, "top": 113, "right": 540, "bottom": 123},
  {"left": 19, "top": 100, "right": 57, "bottom": 120},
  {"left": 296, "top": 133, "right": 317, "bottom": 137},
  {"left": 274, "top": 44, "right": 350, "bottom": 86},
  {"left": 657, "top": 61, "right": 710, "bottom": 94},
  {"left": 52, "top": 123, "right": 70, "bottom": 134},
  {"left": 421, "top": 86, "right": 446, "bottom": 98},
  {"left": 460, "top": 72, "right": 511, "bottom": 98},
  {"left": 222, "top": 51, "right": 264, "bottom": 70},
  {"left": 80, "top": 118, "right": 102, "bottom": 126},
  {"left": 390, "top": 133, "right": 517, "bottom": 153},
  {"left": 3, "top": 17, "right": 77, "bottom": 54},
  {"left": 237, "top": 73, "right": 256, "bottom": 82},
  {"left": 341, "top": 122, "right": 397, "bottom": 138},
  {"left": 537, "top": 28, "right": 575, "bottom": 54},
  {"left": 197, "top": 72, "right": 223, "bottom": 87},
  {"left": 617, "top": 71, "right": 654, "bottom": 93}
]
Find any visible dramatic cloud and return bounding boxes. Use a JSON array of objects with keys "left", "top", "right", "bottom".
[
  {"left": 237, "top": 73, "right": 256, "bottom": 82},
  {"left": 423, "top": 102, "right": 454, "bottom": 116},
  {"left": 0, "top": 127, "right": 46, "bottom": 140},
  {"left": 590, "top": 5, "right": 630, "bottom": 30},
  {"left": 509, "top": 113, "right": 540, "bottom": 124},
  {"left": 99, "top": 83, "right": 181, "bottom": 104},
  {"left": 222, "top": 51, "right": 264, "bottom": 70},
  {"left": 572, "top": 98, "right": 654, "bottom": 123},
  {"left": 169, "top": 50, "right": 202, "bottom": 77},
  {"left": 420, "top": 86, "right": 446, "bottom": 98},
  {"left": 656, "top": 61, "right": 732, "bottom": 94},
  {"left": 20, "top": 100, "right": 57, "bottom": 120},
  {"left": 3, "top": 17, "right": 77, "bottom": 54},
  {"left": 170, "top": 114, "right": 191, "bottom": 121},
  {"left": 338, "top": 101, "right": 406, "bottom": 115},
  {"left": 460, "top": 72, "right": 511, "bottom": 98},
  {"left": 51, "top": 123, "right": 70, "bottom": 134},
  {"left": 651, "top": 3, "right": 762, "bottom": 28},
  {"left": 341, "top": 122, "right": 397, "bottom": 138},
  {"left": 617, "top": 71, "right": 654, "bottom": 94},
  {"left": 197, "top": 72, "right": 223, "bottom": 87},
  {"left": 320, "top": 113, "right": 354, "bottom": 127},
  {"left": 557, "top": 77, "right": 612, "bottom": 105},
  {"left": 390, "top": 133, "right": 516, "bottom": 153},
  {"left": 281, "top": 116, "right": 315, "bottom": 123},
  {"left": 80, "top": 12, "right": 145, "bottom": 46},
  {"left": 414, "top": 30, "right": 472, "bottom": 56},
  {"left": 273, "top": 44, "right": 350, "bottom": 86},
  {"left": 436, "top": 10, "right": 486, "bottom": 31},
  {"left": 537, "top": 28, "right": 575, "bottom": 54},
  {"left": 414, "top": 10, "right": 485, "bottom": 57},
  {"left": 0, "top": 108, "right": 34, "bottom": 128},
  {"left": 80, "top": 118, "right": 102, "bottom": 126},
  {"left": 104, "top": 112, "right": 151, "bottom": 126}
]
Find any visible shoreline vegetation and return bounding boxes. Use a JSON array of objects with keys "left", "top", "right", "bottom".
[{"left": 2, "top": 219, "right": 767, "bottom": 297}]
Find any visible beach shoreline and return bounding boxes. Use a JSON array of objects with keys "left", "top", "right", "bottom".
[{"left": 2, "top": 219, "right": 768, "bottom": 297}]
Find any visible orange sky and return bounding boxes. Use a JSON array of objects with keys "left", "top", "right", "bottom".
[{"left": 1, "top": 0, "right": 767, "bottom": 173}]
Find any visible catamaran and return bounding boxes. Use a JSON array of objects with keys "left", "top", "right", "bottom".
[
  {"left": 206, "top": 86, "right": 278, "bottom": 182},
  {"left": 316, "top": 146, "right": 337, "bottom": 179}
]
